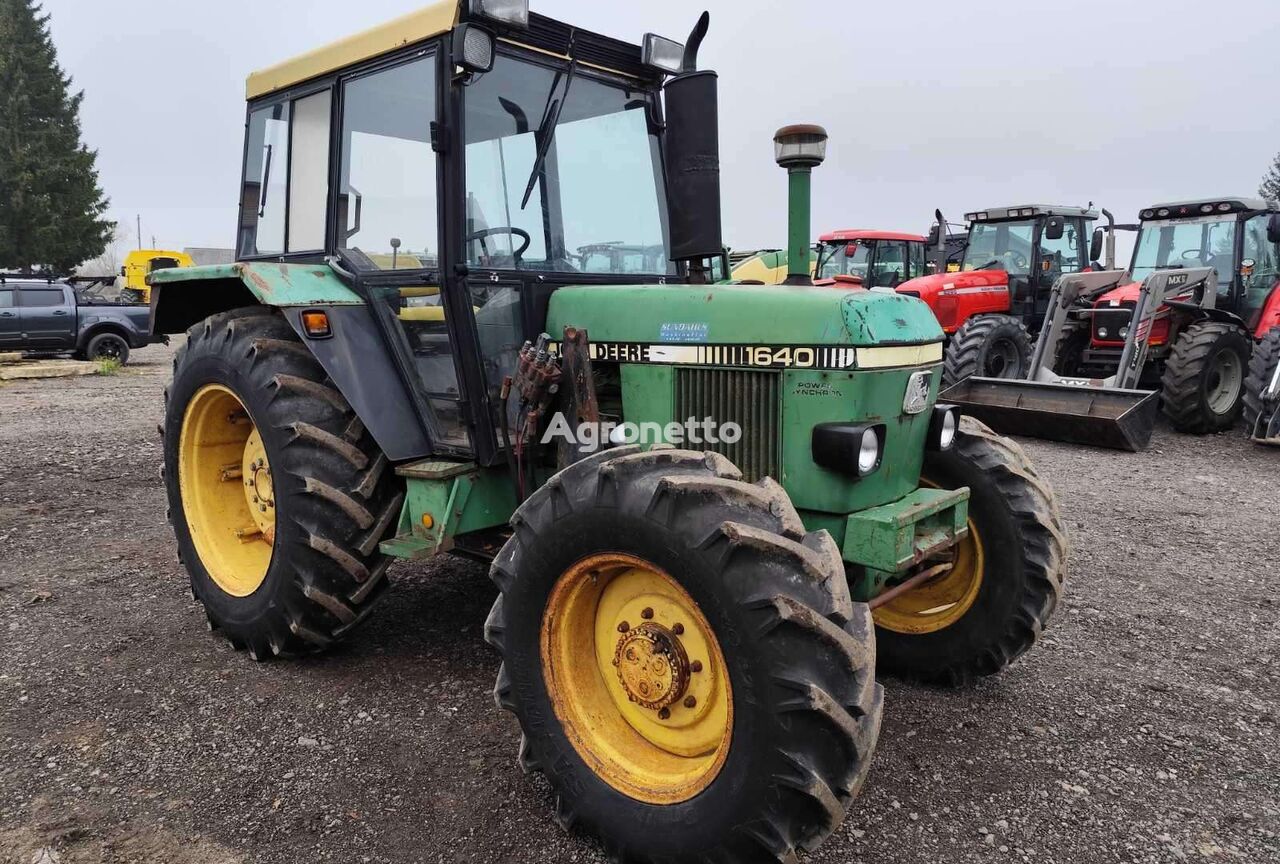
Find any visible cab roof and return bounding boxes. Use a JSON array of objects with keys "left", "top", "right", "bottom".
[
  {"left": 245, "top": 1, "right": 655, "bottom": 100},
  {"left": 1139, "top": 197, "right": 1272, "bottom": 220},
  {"left": 819, "top": 230, "right": 926, "bottom": 243},
  {"left": 965, "top": 204, "right": 1098, "bottom": 222}
]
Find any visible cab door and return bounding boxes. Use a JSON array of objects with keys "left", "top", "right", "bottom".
[
  {"left": 0, "top": 288, "right": 19, "bottom": 345},
  {"left": 17, "top": 285, "right": 76, "bottom": 348}
]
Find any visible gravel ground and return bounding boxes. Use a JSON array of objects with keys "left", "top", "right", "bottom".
[{"left": 1, "top": 341, "right": 1277, "bottom": 864}]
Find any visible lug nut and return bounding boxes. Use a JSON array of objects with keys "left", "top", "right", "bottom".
[
  {"left": 672, "top": 623, "right": 684, "bottom": 635},
  {"left": 657, "top": 707, "right": 670, "bottom": 720},
  {"left": 690, "top": 660, "right": 703, "bottom": 673},
  {"left": 617, "top": 621, "right": 630, "bottom": 633},
  {"left": 683, "top": 696, "right": 697, "bottom": 709},
  {"left": 641, "top": 607, "right": 654, "bottom": 620}
]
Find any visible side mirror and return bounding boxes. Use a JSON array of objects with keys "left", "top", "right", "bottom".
[
  {"left": 120, "top": 266, "right": 127, "bottom": 277},
  {"left": 1268, "top": 213, "right": 1280, "bottom": 244},
  {"left": 1090, "top": 228, "right": 1104, "bottom": 263},
  {"left": 1044, "top": 215, "right": 1065, "bottom": 241}
]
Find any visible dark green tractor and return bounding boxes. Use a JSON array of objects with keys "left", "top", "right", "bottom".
[{"left": 151, "top": 2, "right": 1067, "bottom": 860}]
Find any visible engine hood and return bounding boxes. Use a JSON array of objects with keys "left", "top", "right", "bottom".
[
  {"left": 896, "top": 269, "right": 1009, "bottom": 299},
  {"left": 546, "top": 283, "right": 944, "bottom": 350},
  {"left": 1094, "top": 280, "right": 1141, "bottom": 306}
]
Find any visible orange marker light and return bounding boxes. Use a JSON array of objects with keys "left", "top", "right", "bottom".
[
  {"left": 421, "top": 514, "right": 435, "bottom": 530},
  {"left": 301, "top": 310, "right": 331, "bottom": 339}
]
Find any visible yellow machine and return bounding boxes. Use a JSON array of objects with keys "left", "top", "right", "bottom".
[{"left": 122, "top": 250, "right": 194, "bottom": 303}]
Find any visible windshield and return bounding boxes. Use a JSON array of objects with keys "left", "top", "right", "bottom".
[
  {"left": 817, "top": 242, "right": 870, "bottom": 279},
  {"left": 962, "top": 220, "right": 1035, "bottom": 275},
  {"left": 1130, "top": 217, "right": 1237, "bottom": 290},
  {"left": 464, "top": 55, "right": 672, "bottom": 275}
]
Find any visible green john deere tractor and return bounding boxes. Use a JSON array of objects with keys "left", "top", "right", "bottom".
[{"left": 151, "top": 2, "right": 1067, "bottom": 861}]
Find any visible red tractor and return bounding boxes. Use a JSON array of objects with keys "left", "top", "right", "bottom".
[
  {"left": 1056, "top": 198, "right": 1280, "bottom": 433},
  {"left": 812, "top": 229, "right": 932, "bottom": 287},
  {"left": 894, "top": 204, "right": 1102, "bottom": 385}
]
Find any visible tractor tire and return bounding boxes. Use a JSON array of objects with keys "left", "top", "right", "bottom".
[
  {"left": 1161, "top": 321, "right": 1252, "bottom": 433},
  {"left": 86, "top": 331, "right": 130, "bottom": 365},
  {"left": 1244, "top": 328, "right": 1280, "bottom": 430},
  {"left": 873, "top": 418, "right": 1067, "bottom": 686},
  {"left": 942, "top": 314, "right": 1033, "bottom": 386},
  {"left": 163, "top": 307, "right": 403, "bottom": 660},
  {"left": 1050, "top": 320, "right": 1091, "bottom": 377},
  {"left": 485, "top": 446, "right": 882, "bottom": 863}
]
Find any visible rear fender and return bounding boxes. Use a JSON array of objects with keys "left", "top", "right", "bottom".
[
  {"left": 150, "top": 262, "right": 433, "bottom": 462},
  {"left": 1253, "top": 283, "right": 1280, "bottom": 339}
]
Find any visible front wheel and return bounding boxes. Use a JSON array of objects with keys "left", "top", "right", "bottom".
[
  {"left": 486, "top": 447, "right": 881, "bottom": 863},
  {"left": 872, "top": 418, "right": 1068, "bottom": 686},
  {"left": 1161, "top": 321, "right": 1252, "bottom": 433},
  {"left": 942, "top": 314, "right": 1033, "bottom": 386}
]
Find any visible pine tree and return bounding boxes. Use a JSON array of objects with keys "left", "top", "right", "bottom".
[
  {"left": 1261, "top": 151, "right": 1280, "bottom": 206},
  {"left": 0, "top": 0, "right": 112, "bottom": 273}
]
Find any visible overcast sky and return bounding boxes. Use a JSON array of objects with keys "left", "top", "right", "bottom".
[{"left": 43, "top": 0, "right": 1280, "bottom": 259}]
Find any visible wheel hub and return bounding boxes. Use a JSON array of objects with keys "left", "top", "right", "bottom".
[{"left": 613, "top": 623, "right": 690, "bottom": 711}]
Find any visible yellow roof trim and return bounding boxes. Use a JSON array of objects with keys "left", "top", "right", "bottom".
[{"left": 246, "top": 1, "right": 459, "bottom": 100}]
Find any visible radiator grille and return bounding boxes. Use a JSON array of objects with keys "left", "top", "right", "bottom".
[{"left": 675, "top": 368, "right": 781, "bottom": 482}]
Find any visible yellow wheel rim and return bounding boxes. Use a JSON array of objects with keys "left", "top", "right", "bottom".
[
  {"left": 873, "top": 517, "right": 984, "bottom": 635},
  {"left": 178, "top": 384, "right": 276, "bottom": 597},
  {"left": 541, "top": 553, "right": 733, "bottom": 805}
]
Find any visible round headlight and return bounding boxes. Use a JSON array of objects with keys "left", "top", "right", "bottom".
[
  {"left": 858, "top": 428, "right": 880, "bottom": 475},
  {"left": 1098, "top": 326, "right": 1109, "bottom": 339},
  {"left": 1119, "top": 325, "right": 1129, "bottom": 339},
  {"left": 938, "top": 410, "right": 958, "bottom": 450}
]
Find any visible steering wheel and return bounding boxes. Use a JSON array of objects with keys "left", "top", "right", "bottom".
[
  {"left": 1006, "top": 251, "right": 1029, "bottom": 270},
  {"left": 466, "top": 227, "right": 532, "bottom": 264}
]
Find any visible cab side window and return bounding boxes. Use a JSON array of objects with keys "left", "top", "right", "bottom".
[
  {"left": 0, "top": 289, "right": 13, "bottom": 308},
  {"left": 18, "top": 288, "right": 64, "bottom": 307},
  {"left": 1038, "top": 222, "right": 1084, "bottom": 285},
  {"left": 238, "top": 90, "right": 334, "bottom": 258},
  {"left": 1242, "top": 214, "right": 1279, "bottom": 315}
]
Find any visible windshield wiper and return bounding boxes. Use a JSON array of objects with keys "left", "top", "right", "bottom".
[{"left": 520, "top": 61, "right": 577, "bottom": 210}]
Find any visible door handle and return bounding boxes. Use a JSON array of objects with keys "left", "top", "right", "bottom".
[
  {"left": 0, "top": 312, "right": 15, "bottom": 318},
  {"left": 52, "top": 310, "right": 69, "bottom": 316}
]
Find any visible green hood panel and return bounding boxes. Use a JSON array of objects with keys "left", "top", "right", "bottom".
[{"left": 546, "top": 284, "right": 942, "bottom": 347}]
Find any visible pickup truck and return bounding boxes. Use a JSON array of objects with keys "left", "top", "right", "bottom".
[{"left": 0, "top": 278, "right": 165, "bottom": 365}]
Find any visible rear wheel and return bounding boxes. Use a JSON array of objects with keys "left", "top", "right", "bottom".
[
  {"left": 87, "top": 332, "right": 130, "bottom": 365},
  {"left": 1244, "top": 329, "right": 1280, "bottom": 431},
  {"left": 943, "top": 314, "right": 1033, "bottom": 386},
  {"left": 163, "top": 307, "right": 403, "bottom": 659},
  {"left": 872, "top": 418, "right": 1067, "bottom": 686},
  {"left": 1161, "top": 321, "right": 1252, "bottom": 433},
  {"left": 486, "top": 446, "right": 881, "bottom": 863}
]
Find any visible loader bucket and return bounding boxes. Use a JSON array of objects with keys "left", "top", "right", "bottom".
[{"left": 941, "top": 377, "right": 1160, "bottom": 452}]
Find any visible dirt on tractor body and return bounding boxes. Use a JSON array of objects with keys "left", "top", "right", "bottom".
[{"left": 0, "top": 341, "right": 1277, "bottom": 864}]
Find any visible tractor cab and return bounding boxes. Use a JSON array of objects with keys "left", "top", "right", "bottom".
[
  {"left": 212, "top": 0, "right": 727, "bottom": 461},
  {"left": 952, "top": 205, "right": 1097, "bottom": 322},
  {"left": 814, "top": 230, "right": 929, "bottom": 288},
  {"left": 1090, "top": 198, "right": 1280, "bottom": 352}
]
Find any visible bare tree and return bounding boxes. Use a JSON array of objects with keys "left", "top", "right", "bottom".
[{"left": 76, "top": 221, "right": 129, "bottom": 279}]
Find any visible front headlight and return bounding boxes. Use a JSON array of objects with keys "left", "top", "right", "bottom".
[
  {"left": 928, "top": 405, "right": 960, "bottom": 451},
  {"left": 858, "top": 428, "right": 881, "bottom": 475},
  {"left": 1098, "top": 326, "right": 1109, "bottom": 339},
  {"left": 812, "top": 423, "right": 886, "bottom": 478}
]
